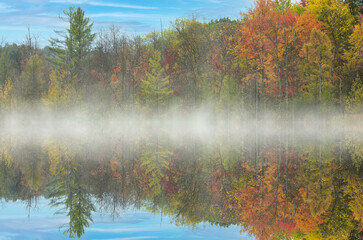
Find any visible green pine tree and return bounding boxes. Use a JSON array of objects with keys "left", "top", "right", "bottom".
[
  {"left": 139, "top": 51, "right": 172, "bottom": 114},
  {"left": 49, "top": 7, "right": 95, "bottom": 83},
  {"left": 19, "top": 54, "right": 45, "bottom": 102}
]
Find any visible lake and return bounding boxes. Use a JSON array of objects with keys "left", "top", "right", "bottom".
[{"left": 0, "top": 120, "right": 362, "bottom": 240}]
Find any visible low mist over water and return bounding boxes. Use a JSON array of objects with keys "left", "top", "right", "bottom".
[
  {"left": 1, "top": 108, "right": 361, "bottom": 142},
  {"left": 0, "top": 111, "right": 362, "bottom": 239}
]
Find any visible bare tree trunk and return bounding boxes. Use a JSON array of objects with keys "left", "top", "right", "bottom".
[
  {"left": 339, "top": 75, "right": 343, "bottom": 115},
  {"left": 255, "top": 72, "right": 259, "bottom": 168},
  {"left": 293, "top": 29, "right": 297, "bottom": 125},
  {"left": 284, "top": 30, "right": 289, "bottom": 118},
  {"left": 319, "top": 55, "right": 322, "bottom": 114},
  {"left": 274, "top": 31, "right": 282, "bottom": 115}
]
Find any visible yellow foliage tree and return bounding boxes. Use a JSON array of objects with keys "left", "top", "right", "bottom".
[
  {"left": 43, "top": 70, "right": 82, "bottom": 108},
  {"left": 0, "top": 77, "right": 16, "bottom": 111}
]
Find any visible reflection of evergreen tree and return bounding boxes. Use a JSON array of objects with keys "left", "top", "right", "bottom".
[
  {"left": 0, "top": 150, "right": 12, "bottom": 199},
  {"left": 47, "top": 162, "right": 95, "bottom": 238},
  {"left": 141, "top": 140, "right": 171, "bottom": 215}
]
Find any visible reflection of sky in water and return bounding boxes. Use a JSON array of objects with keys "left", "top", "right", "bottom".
[{"left": 0, "top": 198, "right": 248, "bottom": 240}]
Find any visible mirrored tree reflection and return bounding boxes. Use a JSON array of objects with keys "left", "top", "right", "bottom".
[
  {"left": 0, "top": 130, "right": 362, "bottom": 239},
  {"left": 47, "top": 159, "right": 95, "bottom": 238}
]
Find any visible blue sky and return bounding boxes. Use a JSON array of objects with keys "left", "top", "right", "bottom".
[
  {"left": 0, "top": 0, "right": 252, "bottom": 47},
  {"left": 0, "top": 198, "right": 252, "bottom": 239}
]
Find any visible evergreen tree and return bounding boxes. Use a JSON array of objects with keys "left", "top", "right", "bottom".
[
  {"left": 18, "top": 54, "right": 44, "bottom": 102},
  {"left": 49, "top": 7, "right": 95, "bottom": 84},
  {"left": 139, "top": 51, "right": 172, "bottom": 114}
]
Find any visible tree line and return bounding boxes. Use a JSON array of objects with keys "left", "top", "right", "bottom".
[{"left": 0, "top": 0, "right": 361, "bottom": 118}]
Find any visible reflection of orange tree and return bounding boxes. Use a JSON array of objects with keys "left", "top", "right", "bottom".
[
  {"left": 295, "top": 204, "right": 324, "bottom": 233},
  {"left": 227, "top": 160, "right": 283, "bottom": 240},
  {"left": 224, "top": 142, "right": 362, "bottom": 240},
  {"left": 140, "top": 142, "right": 171, "bottom": 197}
]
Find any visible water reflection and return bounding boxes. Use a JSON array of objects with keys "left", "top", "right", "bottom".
[{"left": 0, "top": 129, "right": 362, "bottom": 240}]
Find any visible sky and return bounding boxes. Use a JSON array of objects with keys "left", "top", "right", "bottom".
[
  {"left": 0, "top": 198, "right": 252, "bottom": 240},
  {"left": 0, "top": 0, "right": 252, "bottom": 47}
]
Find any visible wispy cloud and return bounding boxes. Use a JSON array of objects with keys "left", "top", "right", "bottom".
[
  {"left": 89, "top": 227, "right": 160, "bottom": 233},
  {"left": 0, "top": 2, "right": 18, "bottom": 13},
  {"left": 119, "top": 237, "right": 158, "bottom": 240},
  {"left": 0, "top": 2, "right": 11, "bottom": 8},
  {"left": 88, "top": 1, "right": 158, "bottom": 9},
  {"left": 97, "top": 238, "right": 157, "bottom": 240},
  {"left": 196, "top": 0, "right": 225, "bottom": 3},
  {"left": 1, "top": 14, "right": 67, "bottom": 28},
  {"left": 89, "top": 13, "right": 159, "bottom": 19},
  {"left": 22, "top": 0, "right": 51, "bottom": 3},
  {"left": 49, "top": 0, "right": 158, "bottom": 9}
]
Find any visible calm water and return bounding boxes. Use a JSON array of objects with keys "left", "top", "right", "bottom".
[{"left": 0, "top": 125, "right": 362, "bottom": 240}]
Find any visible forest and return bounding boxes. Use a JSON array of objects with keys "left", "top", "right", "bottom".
[{"left": 0, "top": 0, "right": 362, "bottom": 119}]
